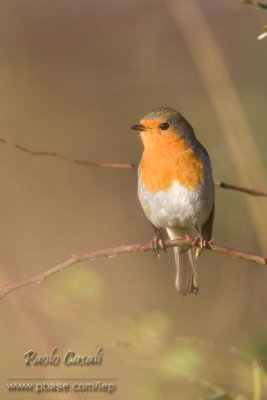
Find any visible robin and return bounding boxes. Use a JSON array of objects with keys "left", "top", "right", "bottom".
[{"left": 131, "top": 107, "right": 215, "bottom": 296}]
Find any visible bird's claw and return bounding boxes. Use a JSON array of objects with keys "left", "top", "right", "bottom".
[
  {"left": 193, "top": 235, "right": 207, "bottom": 258},
  {"left": 151, "top": 236, "right": 166, "bottom": 259}
]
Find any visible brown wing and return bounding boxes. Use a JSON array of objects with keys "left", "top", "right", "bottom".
[
  {"left": 197, "top": 140, "right": 214, "bottom": 241},
  {"left": 201, "top": 200, "right": 215, "bottom": 241}
]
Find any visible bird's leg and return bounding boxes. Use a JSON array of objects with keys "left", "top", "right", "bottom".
[
  {"left": 193, "top": 228, "right": 208, "bottom": 258},
  {"left": 193, "top": 226, "right": 208, "bottom": 258},
  {"left": 151, "top": 226, "right": 166, "bottom": 259},
  {"left": 193, "top": 235, "right": 207, "bottom": 248}
]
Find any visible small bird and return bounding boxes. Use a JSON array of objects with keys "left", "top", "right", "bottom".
[{"left": 131, "top": 107, "right": 215, "bottom": 296}]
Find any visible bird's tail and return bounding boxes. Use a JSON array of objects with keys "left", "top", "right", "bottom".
[{"left": 173, "top": 246, "right": 198, "bottom": 296}]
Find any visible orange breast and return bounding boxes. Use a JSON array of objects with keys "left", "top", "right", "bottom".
[{"left": 140, "top": 131, "right": 204, "bottom": 192}]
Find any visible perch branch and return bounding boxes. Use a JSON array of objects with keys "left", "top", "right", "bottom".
[
  {"left": 1, "top": 138, "right": 267, "bottom": 197},
  {"left": 240, "top": 0, "right": 267, "bottom": 40},
  {"left": 240, "top": 0, "right": 267, "bottom": 10},
  {"left": 0, "top": 138, "right": 135, "bottom": 169},
  {"left": 0, "top": 237, "right": 266, "bottom": 300},
  {"left": 213, "top": 180, "right": 267, "bottom": 196},
  {"left": 257, "top": 25, "right": 267, "bottom": 40}
]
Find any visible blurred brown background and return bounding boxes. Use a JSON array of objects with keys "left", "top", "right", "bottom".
[{"left": 1, "top": 0, "right": 267, "bottom": 399}]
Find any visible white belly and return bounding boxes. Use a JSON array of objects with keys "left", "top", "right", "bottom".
[{"left": 138, "top": 178, "right": 213, "bottom": 231}]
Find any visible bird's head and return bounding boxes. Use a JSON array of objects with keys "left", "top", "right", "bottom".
[{"left": 131, "top": 107, "right": 196, "bottom": 150}]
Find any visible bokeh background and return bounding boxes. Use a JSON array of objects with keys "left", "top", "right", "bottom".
[{"left": 1, "top": 0, "right": 267, "bottom": 399}]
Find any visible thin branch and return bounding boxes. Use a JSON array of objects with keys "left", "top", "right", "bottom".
[
  {"left": 0, "top": 138, "right": 136, "bottom": 170},
  {"left": 240, "top": 0, "right": 267, "bottom": 10},
  {"left": 214, "top": 180, "right": 267, "bottom": 197},
  {"left": 0, "top": 237, "right": 266, "bottom": 300},
  {"left": 1, "top": 138, "right": 267, "bottom": 197},
  {"left": 257, "top": 24, "right": 267, "bottom": 40},
  {"left": 240, "top": 0, "right": 267, "bottom": 40}
]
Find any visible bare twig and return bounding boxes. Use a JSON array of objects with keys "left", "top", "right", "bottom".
[
  {"left": 257, "top": 24, "right": 267, "bottom": 40},
  {"left": 0, "top": 237, "right": 266, "bottom": 300},
  {"left": 240, "top": 0, "right": 267, "bottom": 40},
  {"left": 240, "top": 0, "right": 267, "bottom": 10},
  {"left": 214, "top": 180, "right": 267, "bottom": 197},
  {"left": 1, "top": 138, "right": 267, "bottom": 197},
  {"left": 0, "top": 138, "right": 135, "bottom": 169}
]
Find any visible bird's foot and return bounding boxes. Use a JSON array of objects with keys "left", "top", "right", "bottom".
[
  {"left": 193, "top": 235, "right": 207, "bottom": 258},
  {"left": 151, "top": 235, "right": 166, "bottom": 259}
]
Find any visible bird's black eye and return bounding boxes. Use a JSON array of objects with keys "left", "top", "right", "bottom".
[{"left": 160, "top": 122, "right": 169, "bottom": 131}]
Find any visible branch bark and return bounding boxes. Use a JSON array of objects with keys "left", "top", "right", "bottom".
[
  {"left": 213, "top": 180, "right": 267, "bottom": 197},
  {"left": 1, "top": 238, "right": 266, "bottom": 300},
  {"left": 240, "top": 0, "right": 267, "bottom": 10},
  {"left": 1, "top": 138, "right": 267, "bottom": 196},
  {"left": 0, "top": 138, "right": 135, "bottom": 169}
]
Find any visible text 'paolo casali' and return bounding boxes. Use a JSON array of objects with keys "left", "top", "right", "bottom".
[{"left": 24, "top": 347, "right": 103, "bottom": 366}]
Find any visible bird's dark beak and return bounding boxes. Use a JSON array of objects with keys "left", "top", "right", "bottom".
[{"left": 130, "top": 124, "right": 145, "bottom": 132}]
